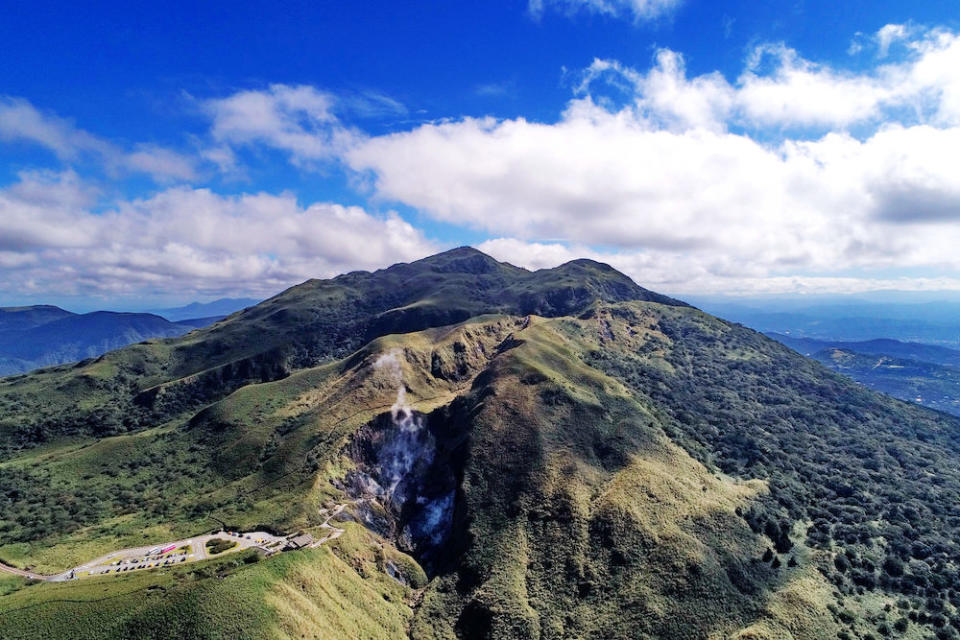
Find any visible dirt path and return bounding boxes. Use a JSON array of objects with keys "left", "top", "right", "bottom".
[
  {"left": 0, "top": 562, "right": 48, "bottom": 581},
  {"left": 311, "top": 497, "right": 377, "bottom": 547},
  {"left": 313, "top": 503, "right": 348, "bottom": 546}
]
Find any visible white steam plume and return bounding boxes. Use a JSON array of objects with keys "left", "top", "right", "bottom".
[{"left": 373, "top": 348, "right": 431, "bottom": 497}]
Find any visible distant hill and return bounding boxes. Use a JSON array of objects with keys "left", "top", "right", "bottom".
[
  {"left": 149, "top": 297, "right": 260, "bottom": 322},
  {"left": 693, "top": 300, "right": 960, "bottom": 346},
  {"left": 172, "top": 315, "right": 227, "bottom": 329},
  {"left": 0, "top": 305, "right": 75, "bottom": 332},
  {"left": 768, "top": 333, "right": 960, "bottom": 415},
  {"left": 0, "top": 307, "right": 222, "bottom": 376},
  {"left": 768, "top": 333, "right": 960, "bottom": 368},
  {"left": 821, "top": 347, "right": 960, "bottom": 416}
]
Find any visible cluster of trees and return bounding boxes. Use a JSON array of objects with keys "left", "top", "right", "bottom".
[
  {"left": 204, "top": 538, "right": 237, "bottom": 555},
  {"left": 0, "top": 434, "right": 218, "bottom": 548},
  {"left": 587, "top": 306, "right": 960, "bottom": 637},
  {"left": 0, "top": 467, "right": 106, "bottom": 543}
]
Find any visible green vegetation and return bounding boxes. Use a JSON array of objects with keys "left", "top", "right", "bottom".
[
  {"left": 0, "top": 533, "right": 415, "bottom": 640},
  {"left": 584, "top": 303, "right": 960, "bottom": 639},
  {"left": 811, "top": 347, "right": 960, "bottom": 416},
  {"left": 205, "top": 538, "right": 237, "bottom": 555},
  {"left": 3, "top": 248, "right": 960, "bottom": 639}
]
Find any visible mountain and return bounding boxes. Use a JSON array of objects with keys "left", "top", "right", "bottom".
[
  {"left": 692, "top": 300, "right": 960, "bottom": 346},
  {"left": 0, "top": 305, "right": 75, "bottom": 332},
  {"left": 814, "top": 347, "right": 960, "bottom": 416},
  {"left": 149, "top": 298, "right": 261, "bottom": 322},
  {"left": 2, "top": 248, "right": 960, "bottom": 640},
  {"left": 768, "top": 334, "right": 960, "bottom": 415},
  {"left": 768, "top": 333, "right": 960, "bottom": 368},
  {"left": 0, "top": 309, "right": 222, "bottom": 376}
]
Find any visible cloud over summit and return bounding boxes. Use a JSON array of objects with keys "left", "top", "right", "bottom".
[
  {"left": 346, "top": 25, "right": 960, "bottom": 293},
  {"left": 3, "top": 21, "right": 960, "bottom": 300}
]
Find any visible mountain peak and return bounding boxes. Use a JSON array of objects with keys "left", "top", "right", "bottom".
[{"left": 411, "top": 246, "right": 508, "bottom": 275}]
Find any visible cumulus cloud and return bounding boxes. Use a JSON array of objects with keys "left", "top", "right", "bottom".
[
  {"left": 529, "top": 0, "right": 683, "bottom": 22},
  {"left": 876, "top": 23, "right": 911, "bottom": 58},
  {"left": 0, "top": 97, "right": 198, "bottom": 181},
  {"left": 204, "top": 84, "right": 362, "bottom": 166},
  {"left": 573, "top": 27, "right": 960, "bottom": 131},
  {"left": 0, "top": 171, "right": 436, "bottom": 298},
  {"left": 6, "top": 24, "right": 960, "bottom": 299},
  {"left": 343, "top": 24, "right": 960, "bottom": 294},
  {"left": 477, "top": 238, "right": 960, "bottom": 296}
]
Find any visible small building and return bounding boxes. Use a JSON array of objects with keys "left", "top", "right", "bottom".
[{"left": 285, "top": 534, "right": 314, "bottom": 550}]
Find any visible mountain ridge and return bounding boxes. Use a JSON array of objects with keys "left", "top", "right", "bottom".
[
  {"left": 1, "top": 248, "right": 959, "bottom": 640},
  {"left": 149, "top": 298, "right": 261, "bottom": 322},
  {"left": 0, "top": 309, "right": 221, "bottom": 377}
]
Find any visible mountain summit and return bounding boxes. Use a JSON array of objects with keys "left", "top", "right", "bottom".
[{"left": 2, "top": 249, "right": 959, "bottom": 640}]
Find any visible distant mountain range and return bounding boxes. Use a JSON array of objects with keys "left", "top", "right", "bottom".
[
  {"left": 768, "top": 333, "right": 960, "bottom": 416},
  {"left": 692, "top": 298, "right": 960, "bottom": 346},
  {"left": 767, "top": 333, "right": 960, "bottom": 367},
  {"left": 0, "top": 306, "right": 226, "bottom": 377},
  {"left": 148, "top": 297, "right": 259, "bottom": 322},
  {"left": 0, "top": 298, "right": 262, "bottom": 376}
]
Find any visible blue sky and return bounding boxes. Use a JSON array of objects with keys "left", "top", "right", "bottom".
[{"left": 2, "top": 0, "right": 960, "bottom": 310}]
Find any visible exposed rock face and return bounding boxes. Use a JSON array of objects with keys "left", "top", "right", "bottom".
[{"left": 343, "top": 403, "right": 459, "bottom": 572}]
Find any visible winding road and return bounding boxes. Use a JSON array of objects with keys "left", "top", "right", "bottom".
[{"left": 0, "top": 498, "right": 368, "bottom": 583}]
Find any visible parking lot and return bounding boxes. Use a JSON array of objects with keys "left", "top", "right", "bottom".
[{"left": 62, "top": 530, "right": 288, "bottom": 580}]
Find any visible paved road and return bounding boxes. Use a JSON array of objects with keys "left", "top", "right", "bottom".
[
  {"left": 0, "top": 530, "right": 287, "bottom": 582},
  {"left": 0, "top": 562, "right": 46, "bottom": 581}
]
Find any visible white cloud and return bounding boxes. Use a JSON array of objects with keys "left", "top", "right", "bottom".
[
  {"left": 0, "top": 171, "right": 436, "bottom": 298},
  {"left": 736, "top": 44, "right": 896, "bottom": 128},
  {"left": 123, "top": 145, "right": 199, "bottom": 182},
  {"left": 7, "top": 24, "right": 960, "bottom": 299},
  {"left": 477, "top": 238, "right": 960, "bottom": 296},
  {"left": 529, "top": 0, "right": 683, "bottom": 22},
  {"left": 569, "top": 27, "right": 960, "bottom": 131},
  {"left": 0, "top": 97, "right": 107, "bottom": 159},
  {"left": 344, "top": 25, "right": 960, "bottom": 294},
  {"left": 876, "top": 23, "right": 911, "bottom": 58},
  {"left": 204, "top": 84, "right": 362, "bottom": 166},
  {"left": 0, "top": 97, "right": 198, "bottom": 181}
]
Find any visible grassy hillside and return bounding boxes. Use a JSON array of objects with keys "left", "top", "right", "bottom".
[
  {"left": 0, "top": 248, "right": 682, "bottom": 452},
  {"left": 3, "top": 249, "right": 960, "bottom": 639},
  {"left": 0, "top": 530, "right": 417, "bottom": 640}
]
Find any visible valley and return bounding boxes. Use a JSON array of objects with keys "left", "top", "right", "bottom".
[{"left": 768, "top": 333, "right": 960, "bottom": 416}]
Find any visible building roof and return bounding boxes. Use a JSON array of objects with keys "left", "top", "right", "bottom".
[{"left": 287, "top": 534, "right": 313, "bottom": 549}]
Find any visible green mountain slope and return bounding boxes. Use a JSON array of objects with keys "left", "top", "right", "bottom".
[{"left": 2, "top": 248, "right": 959, "bottom": 640}]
